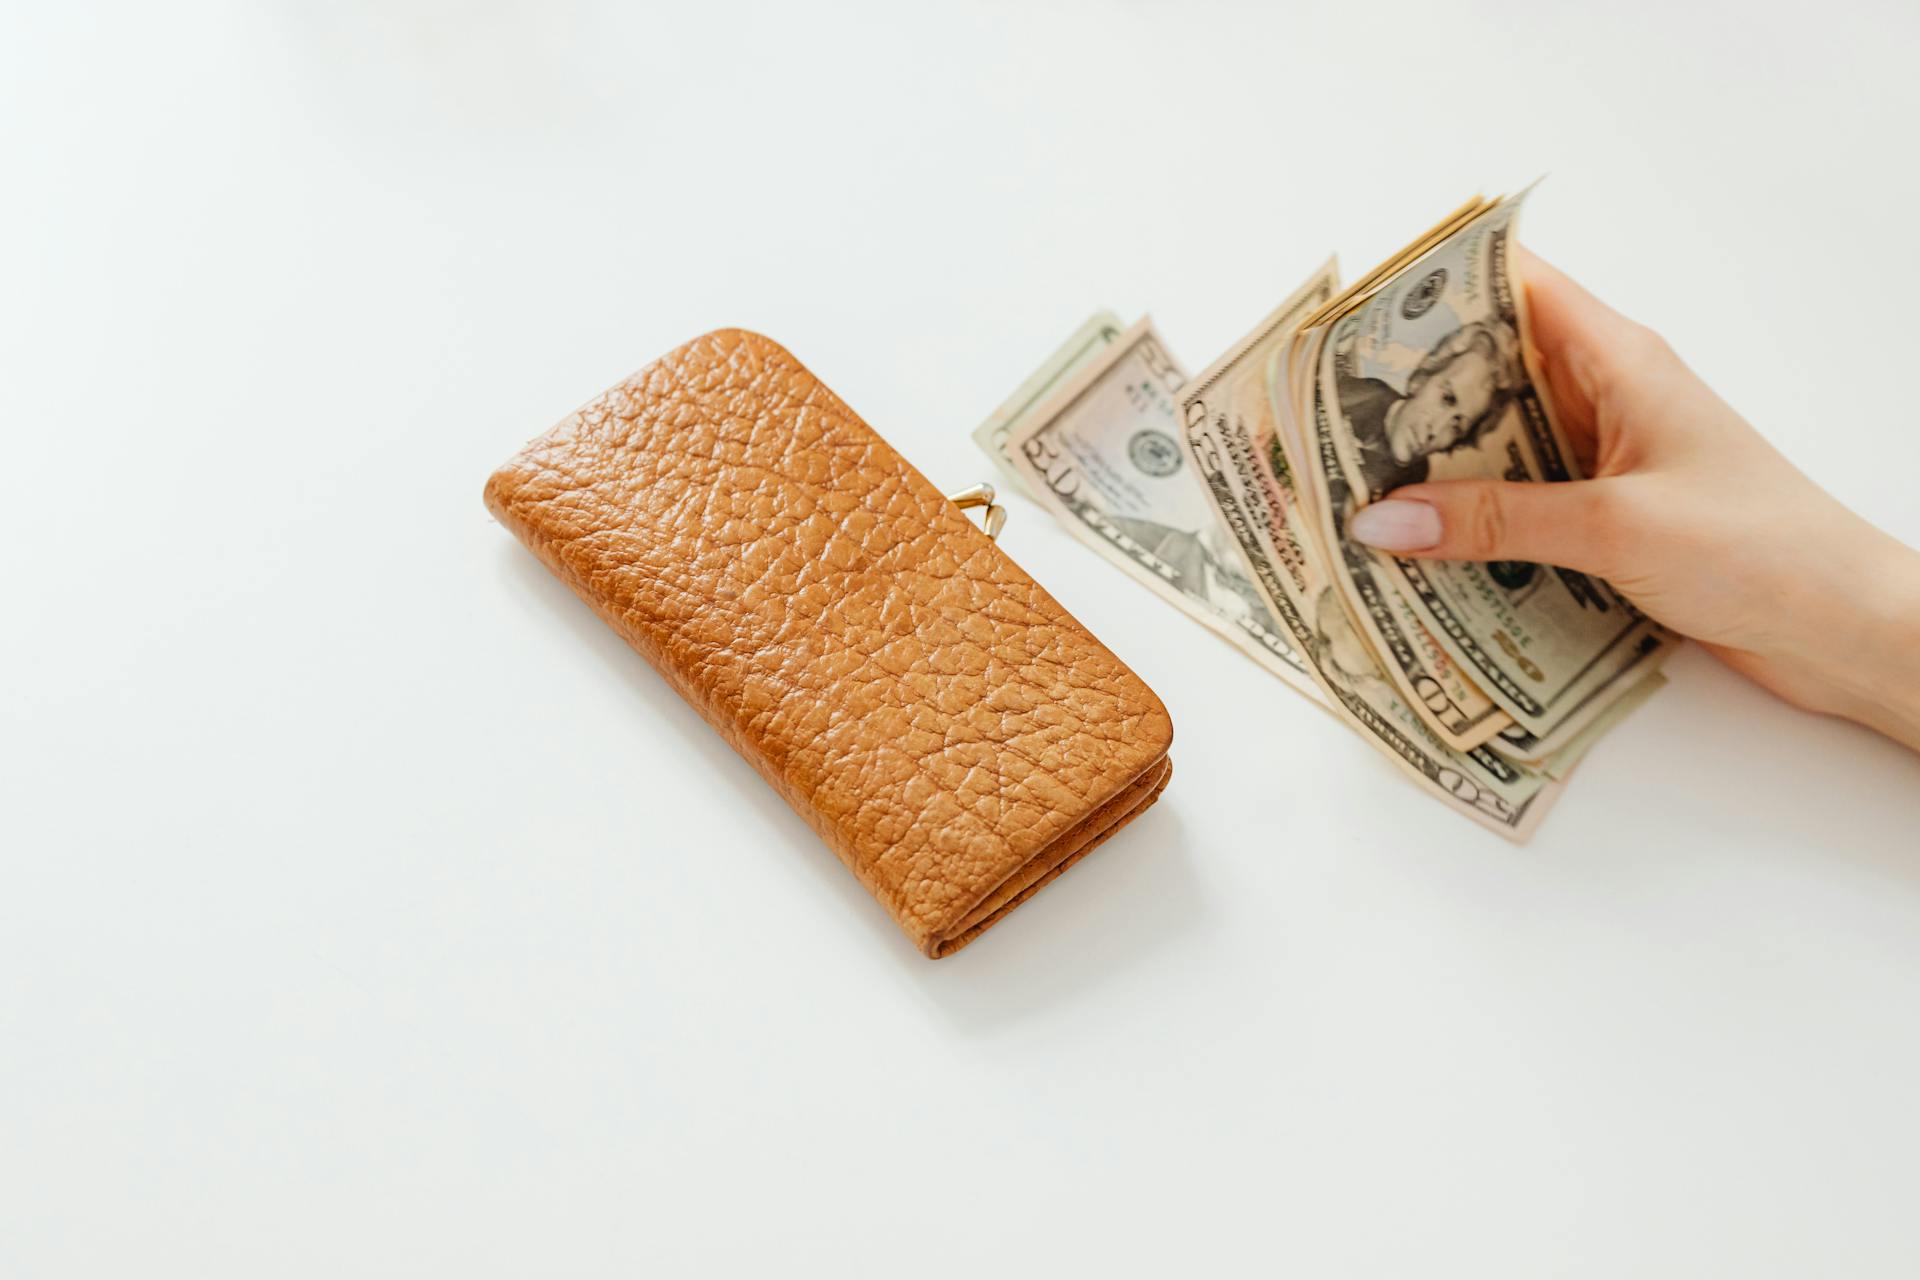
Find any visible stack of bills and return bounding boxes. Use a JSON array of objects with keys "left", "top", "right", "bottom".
[{"left": 972, "top": 191, "right": 1672, "bottom": 840}]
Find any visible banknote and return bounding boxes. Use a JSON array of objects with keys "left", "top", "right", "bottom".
[
  {"left": 1294, "top": 336, "right": 1515, "bottom": 752},
  {"left": 971, "top": 311, "right": 1125, "bottom": 498},
  {"left": 1533, "top": 671, "right": 1667, "bottom": 781},
  {"left": 1177, "top": 320, "right": 1559, "bottom": 840},
  {"left": 1179, "top": 260, "right": 1339, "bottom": 498},
  {"left": 1316, "top": 194, "right": 1674, "bottom": 748},
  {"left": 1004, "top": 317, "right": 1324, "bottom": 701},
  {"left": 972, "top": 190, "right": 1669, "bottom": 838},
  {"left": 1263, "top": 312, "right": 1524, "bottom": 753}
]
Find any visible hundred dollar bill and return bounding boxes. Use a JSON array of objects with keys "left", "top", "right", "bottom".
[
  {"left": 1178, "top": 298, "right": 1559, "bottom": 839},
  {"left": 971, "top": 311, "right": 1125, "bottom": 498},
  {"left": 1312, "top": 192, "right": 1674, "bottom": 750},
  {"left": 1004, "top": 317, "right": 1324, "bottom": 702}
]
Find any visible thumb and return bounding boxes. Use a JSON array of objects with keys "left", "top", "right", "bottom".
[{"left": 1347, "top": 479, "right": 1624, "bottom": 576}]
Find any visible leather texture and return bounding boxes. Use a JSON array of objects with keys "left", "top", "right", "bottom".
[{"left": 485, "top": 329, "right": 1174, "bottom": 957}]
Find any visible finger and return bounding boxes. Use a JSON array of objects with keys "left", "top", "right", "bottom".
[
  {"left": 1513, "top": 246, "right": 1645, "bottom": 386},
  {"left": 1347, "top": 478, "right": 1626, "bottom": 577},
  {"left": 1517, "top": 246, "right": 1724, "bottom": 462},
  {"left": 1512, "top": 247, "right": 1615, "bottom": 466}
]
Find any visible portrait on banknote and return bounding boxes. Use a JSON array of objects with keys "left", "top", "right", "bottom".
[
  {"left": 1332, "top": 316, "right": 1523, "bottom": 494},
  {"left": 1306, "top": 585, "right": 1395, "bottom": 706}
]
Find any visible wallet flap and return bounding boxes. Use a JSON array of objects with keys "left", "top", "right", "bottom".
[{"left": 486, "top": 329, "right": 1173, "bottom": 955}]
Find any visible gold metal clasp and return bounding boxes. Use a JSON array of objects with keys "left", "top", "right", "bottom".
[{"left": 947, "top": 482, "right": 1008, "bottom": 540}]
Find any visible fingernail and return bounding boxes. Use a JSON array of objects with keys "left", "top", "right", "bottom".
[{"left": 1349, "top": 499, "right": 1441, "bottom": 551}]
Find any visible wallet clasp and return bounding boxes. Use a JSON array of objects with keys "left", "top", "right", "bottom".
[{"left": 947, "top": 482, "right": 1008, "bottom": 541}]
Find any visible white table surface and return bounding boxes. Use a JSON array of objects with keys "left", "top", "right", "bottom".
[{"left": 9, "top": 2, "right": 1920, "bottom": 1274}]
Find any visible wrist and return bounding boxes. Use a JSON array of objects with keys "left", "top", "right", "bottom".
[{"left": 1805, "top": 526, "right": 1920, "bottom": 750}]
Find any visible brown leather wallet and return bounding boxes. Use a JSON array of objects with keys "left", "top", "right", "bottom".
[{"left": 485, "top": 329, "right": 1173, "bottom": 957}]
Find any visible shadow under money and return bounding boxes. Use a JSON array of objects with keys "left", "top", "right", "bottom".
[{"left": 1552, "top": 643, "right": 1920, "bottom": 883}]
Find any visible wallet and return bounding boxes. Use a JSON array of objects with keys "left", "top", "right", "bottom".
[{"left": 484, "top": 329, "right": 1173, "bottom": 957}]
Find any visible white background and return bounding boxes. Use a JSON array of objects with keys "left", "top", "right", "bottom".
[{"left": 8, "top": 2, "right": 1920, "bottom": 1275}]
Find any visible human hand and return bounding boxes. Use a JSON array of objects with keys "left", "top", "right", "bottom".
[{"left": 1346, "top": 248, "right": 1920, "bottom": 751}]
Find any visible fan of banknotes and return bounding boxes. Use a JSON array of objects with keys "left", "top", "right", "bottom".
[{"left": 971, "top": 191, "right": 1674, "bottom": 840}]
